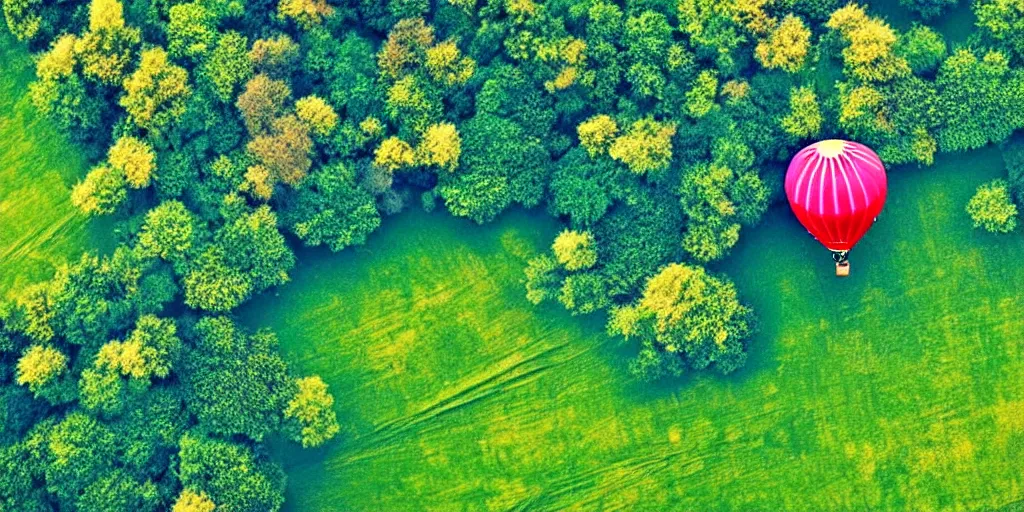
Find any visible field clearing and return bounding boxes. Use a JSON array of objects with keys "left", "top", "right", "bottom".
[
  {"left": 0, "top": 31, "right": 109, "bottom": 295},
  {"left": 240, "top": 146, "right": 1024, "bottom": 510}
]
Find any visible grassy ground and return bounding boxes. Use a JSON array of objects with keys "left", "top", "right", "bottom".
[
  {"left": 0, "top": 30, "right": 109, "bottom": 295},
  {"left": 239, "top": 145, "right": 1024, "bottom": 511}
]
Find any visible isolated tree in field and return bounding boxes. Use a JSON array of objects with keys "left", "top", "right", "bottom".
[
  {"left": 284, "top": 376, "right": 340, "bottom": 447},
  {"left": 552, "top": 230, "right": 598, "bottom": 271},
  {"left": 107, "top": 136, "right": 155, "bottom": 188},
  {"left": 967, "top": 179, "right": 1018, "bottom": 233},
  {"left": 610, "top": 263, "right": 754, "bottom": 378},
  {"left": 120, "top": 47, "right": 191, "bottom": 134},
  {"left": 755, "top": 14, "right": 811, "bottom": 73}
]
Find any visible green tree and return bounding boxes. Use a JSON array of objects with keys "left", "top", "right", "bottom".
[
  {"left": 71, "top": 164, "right": 127, "bottom": 215},
  {"left": 199, "top": 31, "right": 253, "bottom": 103},
  {"left": 755, "top": 14, "right": 811, "bottom": 73},
  {"left": 780, "top": 86, "right": 822, "bottom": 138},
  {"left": 897, "top": 25, "right": 946, "bottom": 75},
  {"left": 967, "top": 179, "right": 1018, "bottom": 233},
  {"left": 177, "top": 433, "right": 285, "bottom": 511},
  {"left": 282, "top": 162, "right": 381, "bottom": 252},
  {"left": 168, "top": 2, "right": 216, "bottom": 60}
]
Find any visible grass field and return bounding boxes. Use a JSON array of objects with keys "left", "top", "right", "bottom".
[
  {"left": 0, "top": 31, "right": 109, "bottom": 295},
  {"left": 239, "top": 145, "right": 1024, "bottom": 510}
]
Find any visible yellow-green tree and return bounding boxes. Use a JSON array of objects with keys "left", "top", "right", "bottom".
[
  {"left": 107, "top": 135, "right": 155, "bottom": 188},
  {"left": 120, "top": 47, "right": 191, "bottom": 134},
  {"left": 755, "top": 14, "right": 811, "bottom": 73},
  {"left": 780, "top": 86, "right": 822, "bottom": 138},
  {"left": 577, "top": 114, "right": 618, "bottom": 157},
  {"left": 552, "top": 229, "right": 598, "bottom": 271},
  {"left": 172, "top": 489, "right": 216, "bottom": 512},
  {"left": 16, "top": 345, "right": 67, "bottom": 393},
  {"left": 71, "top": 164, "right": 127, "bottom": 215},
  {"left": 827, "top": 3, "right": 910, "bottom": 83},
  {"left": 374, "top": 136, "right": 416, "bottom": 171},
  {"left": 284, "top": 376, "right": 340, "bottom": 448},
  {"left": 295, "top": 95, "right": 339, "bottom": 136},
  {"left": 417, "top": 122, "right": 461, "bottom": 171},
  {"left": 608, "top": 118, "right": 677, "bottom": 175}
]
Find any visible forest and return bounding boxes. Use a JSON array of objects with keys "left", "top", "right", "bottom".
[{"left": 2, "top": 0, "right": 1024, "bottom": 509}]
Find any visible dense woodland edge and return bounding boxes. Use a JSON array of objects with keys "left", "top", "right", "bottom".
[{"left": 3, "top": 0, "right": 1024, "bottom": 509}]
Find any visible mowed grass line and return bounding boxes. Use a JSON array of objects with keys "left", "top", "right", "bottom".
[
  {"left": 0, "top": 30, "right": 109, "bottom": 295},
  {"left": 239, "top": 146, "right": 1024, "bottom": 511}
]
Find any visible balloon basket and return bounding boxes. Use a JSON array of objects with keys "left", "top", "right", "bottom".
[{"left": 835, "top": 261, "right": 850, "bottom": 277}]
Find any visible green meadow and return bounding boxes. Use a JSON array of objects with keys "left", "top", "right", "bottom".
[
  {"left": 0, "top": 31, "right": 109, "bottom": 295},
  {"left": 240, "top": 146, "right": 1024, "bottom": 510}
]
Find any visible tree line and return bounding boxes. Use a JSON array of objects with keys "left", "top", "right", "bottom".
[{"left": 4, "top": 0, "right": 1024, "bottom": 508}]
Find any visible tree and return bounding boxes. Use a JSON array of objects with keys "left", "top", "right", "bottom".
[
  {"left": 94, "top": 315, "right": 180, "bottom": 380},
  {"left": 935, "top": 49, "right": 1024, "bottom": 152},
  {"left": 284, "top": 376, "right": 340, "bottom": 448},
  {"left": 71, "top": 164, "right": 127, "bottom": 215},
  {"left": 177, "top": 433, "right": 285, "bottom": 511},
  {"left": 75, "top": 0, "right": 140, "bottom": 85},
  {"left": 524, "top": 254, "right": 562, "bottom": 305},
  {"left": 236, "top": 74, "right": 291, "bottom": 136},
  {"left": 15, "top": 345, "right": 67, "bottom": 394},
  {"left": 609, "top": 263, "right": 754, "bottom": 377},
  {"left": 975, "top": 0, "right": 1024, "bottom": 59},
  {"left": 278, "top": 0, "right": 333, "bottom": 29},
  {"left": 173, "top": 489, "right": 216, "bottom": 512},
  {"left": 120, "top": 47, "right": 191, "bottom": 135},
  {"left": 167, "top": 2, "right": 216, "bottom": 60},
  {"left": 250, "top": 35, "right": 300, "bottom": 78},
  {"left": 684, "top": 70, "right": 719, "bottom": 118},
  {"left": 755, "top": 14, "right": 811, "bottom": 73},
  {"left": 900, "top": 0, "right": 957, "bottom": 18},
  {"left": 216, "top": 205, "right": 295, "bottom": 293},
  {"left": 780, "top": 86, "right": 822, "bottom": 138},
  {"left": 247, "top": 114, "right": 314, "bottom": 185},
  {"left": 283, "top": 162, "right": 381, "bottom": 252},
  {"left": 438, "top": 114, "right": 549, "bottom": 223},
  {"left": 967, "top": 179, "right": 1018, "bottom": 233},
  {"left": 608, "top": 117, "right": 677, "bottom": 175},
  {"left": 107, "top": 136, "right": 155, "bottom": 188},
  {"left": 826, "top": 3, "right": 910, "bottom": 83},
  {"left": 897, "top": 25, "right": 946, "bottom": 75},
  {"left": 416, "top": 122, "right": 461, "bottom": 171},
  {"left": 374, "top": 136, "right": 416, "bottom": 171},
  {"left": 200, "top": 31, "right": 253, "bottom": 103},
  {"left": 552, "top": 230, "right": 598, "bottom": 271},
  {"left": 577, "top": 114, "right": 619, "bottom": 157},
  {"left": 136, "top": 200, "right": 197, "bottom": 266},
  {"left": 295, "top": 95, "right": 339, "bottom": 136},
  {"left": 182, "top": 317, "right": 295, "bottom": 440}
]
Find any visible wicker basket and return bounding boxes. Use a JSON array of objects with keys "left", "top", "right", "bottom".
[{"left": 835, "top": 261, "right": 850, "bottom": 277}]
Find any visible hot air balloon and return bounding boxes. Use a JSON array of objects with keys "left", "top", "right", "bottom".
[{"left": 785, "top": 139, "right": 887, "bottom": 277}]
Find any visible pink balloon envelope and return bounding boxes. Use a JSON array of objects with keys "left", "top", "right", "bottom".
[{"left": 784, "top": 139, "right": 888, "bottom": 253}]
